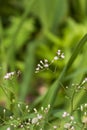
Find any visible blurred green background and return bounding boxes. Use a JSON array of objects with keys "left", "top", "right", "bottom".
[{"left": 0, "top": 0, "right": 87, "bottom": 109}]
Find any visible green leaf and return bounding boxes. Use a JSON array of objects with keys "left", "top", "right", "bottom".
[
  {"left": 31, "top": 0, "right": 68, "bottom": 33},
  {"left": 19, "top": 42, "right": 36, "bottom": 102}
]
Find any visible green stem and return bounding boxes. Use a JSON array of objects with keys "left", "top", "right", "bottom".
[{"left": 71, "top": 90, "right": 75, "bottom": 114}]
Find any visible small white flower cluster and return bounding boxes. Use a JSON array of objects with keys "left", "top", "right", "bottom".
[
  {"left": 64, "top": 123, "right": 75, "bottom": 130},
  {"left": 62, "top": 111, "right": 76, "bottom": 130},
  {"left": 62, "top": 111, "right": 70, "bottom": 117},
  {"left": 35, "top": 50, "right": 65, "bottom": 73},
  {"left": 32, "top": 104, "right": 50, "bottom": 126},
  {"left": 81, "top": 78, "right": 87, "bottom": 85},
  {"left": 3, "top": 70, "right": 21, "bottom": 80},
  {"left": 32, "top": 113, "right": 43, "bottom": 125},
  {"left": 7, "top": 128, "right": 10, "bottom": 130},
  {"left": 80, "top": 103, "right": 87, "bottom": 112},
  {"left": 55, "top": 50, "right": 65, "bottom": 59},
  {"left": 52, "top": 50, "right": 64, "bottom": 62},
  {"left": 78, "top": 103, "right": 87, "bottom": 125},
  {"left": 62, "top": 112, "right": 74, "bottom": 121},
  {"left": 75, "top": 77, "right": 87, "bottom": 92},
  {"left": 66, "top": 78, "right": 87, "bottom": 94},
  {"left": 35, "top": 59, "right": 49, "bottom": 73},
  {"left": 4, "top": 72, "right": 15, "bottom": 80},
  {"left": 41, "top": 104, "right": 50, "bottom": 113},
  {"left": 5, "top": 104, "right": 51, "bottom": 130},
  {"left": 82, "top": 116, "right": 87, "bottom": 124}
]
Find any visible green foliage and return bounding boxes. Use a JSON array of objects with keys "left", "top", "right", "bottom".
[
  {"left": 42, "top": 34, "right": 87, "bottom": 107},
  {"left": 0, "top": 0, "right": 87, "bottom": 130}
]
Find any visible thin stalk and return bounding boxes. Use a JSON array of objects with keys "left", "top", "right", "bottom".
[{"left": 70, "top": 89, "right": 75, "bottom": 114}]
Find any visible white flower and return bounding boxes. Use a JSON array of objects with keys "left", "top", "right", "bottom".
[
  {"left": 4, "top": 71, "right": 15, "bottom": 79},
  {"left": 3, "top": 109, "right": 6, "bottom": 113},
  {"left": 82, "top": 78, "right": 87, "bottom": 85},
  {"left": 64, "top": 123, "right": 71, "bottom": 129},
  {"left": 21, "top": 125, "right": 23, "bottom": 128},
  {"left": 80, "top": 105, "right": 83, "bottom": 111},
  {"left": 7, "top": 128, "right": 10, "bottom": 130},
  {"left": 82, "top": 116, "right": 87, "bottom": 124},
  {"left": 32, "top": 117, "right": 38, "bottom": 124},
  {"left": 54, "top": 56, "right": 58, "bottom": 60},
  {"left": 84, "top": 103, "right": 87, "bottom": 108},
  {"left": 62, "top": 112, "right": 69, "bottom": 117},
  {"left": 61, "top": 53, "right": 65, "bottom": 59},
  {"left": 44, "top": 59, "right": 48, "bottom": 63},
  {"left": 10, "top": 116, "right": 13, "bottom": 120},
  {"left": 53, "top": 125, "right": 57, "bottom": 129},
  {"left": 41, "top": 107, "right": 44, "bottom": 111},
  {"left": 84, "top": 112, "right": 87, "bottom": 116},
  {"left": 36, "top": 67, "right": 39, "bottom": 71},
  {"left": 48, "top": 104, "right": 50, "bottom": 109},
  {"left": 70, "top": 116, "right": 74, "bottom": 120},
  {"left": 37, "top": 114, "right": 42, "bottom": 119},
  {"left": 57, "top": 50, "right": 61, "bottom": 55},
  {"left": 40, "top": 60, "right": 44, "bottom": 65},
  {"left": 18, "top": 104, "right": 21, "bottom": 108},
  {"left": 71, "top": 126, "right": 75, "bottom": 130},
  {"left": 44, "top": 63, "right": 49, "bottom": 68},
  {"left": 14, "top": 125, "right": 17, "bottom": 128},
  {"left": 34, "top": 108, "right": 37, "bottom": 113},
  {"left": 26, "top": 105, "right": 28, "bottom": 109},
  {"left": 4, "top": 75, "right": 9, "bottom": 79}
]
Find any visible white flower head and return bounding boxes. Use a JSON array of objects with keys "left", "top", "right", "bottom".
[
  {"left": 3, "top": 109, "right": 6, "bottom": 113},
  {"left": 54, "top": 56, "right": 58, "bottom": 60},
  {"left": 82, "top": 116, "right": 87, "bottom": 124},
  {"left": 53, "top": 125, "right": 57, "bottom": 129},
  {"left": 80, "top": 105, "right": 83, "bottom": 111},
  {"left": 34, "top": 108, "right": 37, "bottom": 113},
  {"left": 37, "top": 114, "right": 42, "bottom": 119},
  {"left": 44, "top": 63, "right": 49, "bottom": 68},
  {"left": 61, "top": 53, "right": 65, "bottom": 59},
  {"left": 4, "top": 71, "right": 15, "bottom": 80},
  {"left": 64, "top": 123, "right": 71, "bottom": 129},
  {"left": 7, "top": 128, "right": 11, "bottom": 130},
  {"left": 57, "top": 50, "right": 61, "bottom": 55},
  {"left": 32, "top": 117, "right": 38, "bottom": 124},
  {"left": 70, "top": 116, "right": 74, "bottom": 120},
  {"left": 62, "top": 112, "right": 69, "bottom": 117},
  {"left": 85, "top": 104, "right": 87, "bottom": 108}
]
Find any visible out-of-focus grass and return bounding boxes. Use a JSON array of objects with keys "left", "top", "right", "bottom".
[{"left": 0, "top": 0, "right": 87, "bottom": 129}]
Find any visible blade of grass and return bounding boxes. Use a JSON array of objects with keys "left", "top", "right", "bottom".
[
  {"left": 19, "top": 39, "right": 43, "bottom": 102},
  {"left": 63, "top": 68, "right": 87, "bottom": 81},
  {"left": 42, "top": 34, "right": 87, "bottom": 108},
  {"left": 19, "top": 42, "right": 36, "bottom": 102}
]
